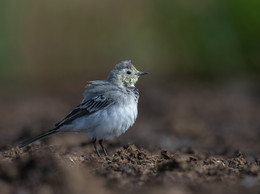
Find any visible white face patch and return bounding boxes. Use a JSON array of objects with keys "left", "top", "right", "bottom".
[{"left": 108, "top": 60, "right": 141, "bottom": 87}]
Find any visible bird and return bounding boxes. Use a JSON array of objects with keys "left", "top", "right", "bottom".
[{"left": 19, "top": 60, "right": 148, "bottom": 157}]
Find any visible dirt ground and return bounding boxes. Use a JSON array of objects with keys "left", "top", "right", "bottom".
[{"left": 0, "top": 82, "right": 260, "bottom": 194}]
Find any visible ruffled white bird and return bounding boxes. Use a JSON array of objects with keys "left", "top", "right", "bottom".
[{"left": 19, "top": 60, "right": 148, "bottom": 156}]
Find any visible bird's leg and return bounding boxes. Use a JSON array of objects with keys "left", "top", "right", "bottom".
[
  {"left": 92, "top": 138, "right": 100, "bottom": 157},
  {"left": 99, "top": 139, "right": 108, "bottom": 157}
]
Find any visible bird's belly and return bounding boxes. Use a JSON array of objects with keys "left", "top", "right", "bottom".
[
  {"left": 95, "top": 104, "right": 138, "bottom": 139},
  {"left": 70, "top": 103, "right": 138, "bottom": 140}
]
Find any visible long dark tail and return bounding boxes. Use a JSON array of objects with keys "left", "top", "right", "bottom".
[{"left": 19, "top": 128, "right": 59, "bottom": 148}]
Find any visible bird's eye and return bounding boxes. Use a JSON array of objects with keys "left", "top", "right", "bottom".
[{"left": 127, "top": 71, "right": 132, "bottom": 75}]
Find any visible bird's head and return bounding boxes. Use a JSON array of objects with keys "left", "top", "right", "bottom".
[{"left": 107, "top": 60, "right": 148, "bottom": 87}]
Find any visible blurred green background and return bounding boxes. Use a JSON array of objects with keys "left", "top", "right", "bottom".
[{"left": 1, "top": 0, "right": 260, "bottom": 89}]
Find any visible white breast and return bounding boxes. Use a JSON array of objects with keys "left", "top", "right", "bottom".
[{"left": 66, "top": 95, "right": 138, "bottom": 140}]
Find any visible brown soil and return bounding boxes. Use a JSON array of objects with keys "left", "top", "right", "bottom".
[{"left": 0, "top": 82, "right": 260, "bottom": 194}]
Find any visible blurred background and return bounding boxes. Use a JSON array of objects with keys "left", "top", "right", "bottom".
[
  {"left": 0, "top": 0, "right": 260, "bottom": 155},
  {"left": 1, "top": 0, "right": 260, "bottom": 86},
  {"left": 1, "top": 1, "right": 260, "bottom": 193}
]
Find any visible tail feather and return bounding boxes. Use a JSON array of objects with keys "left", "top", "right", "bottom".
[{"left": 19, "top": 128, "right": 59, "bottom": 148}]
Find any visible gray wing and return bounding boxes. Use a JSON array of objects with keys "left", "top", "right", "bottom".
[{"left": 55, "top": 95, "right": 114, "bottom": 127}]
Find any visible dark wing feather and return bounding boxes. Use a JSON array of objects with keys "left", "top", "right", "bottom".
[{"left": 56, "top": 95, "right": 114, "bottom": 127}]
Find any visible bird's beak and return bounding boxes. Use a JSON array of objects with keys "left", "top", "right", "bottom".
[{"left": 137, "top": 71, "right": 149, "bottom": 76}]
